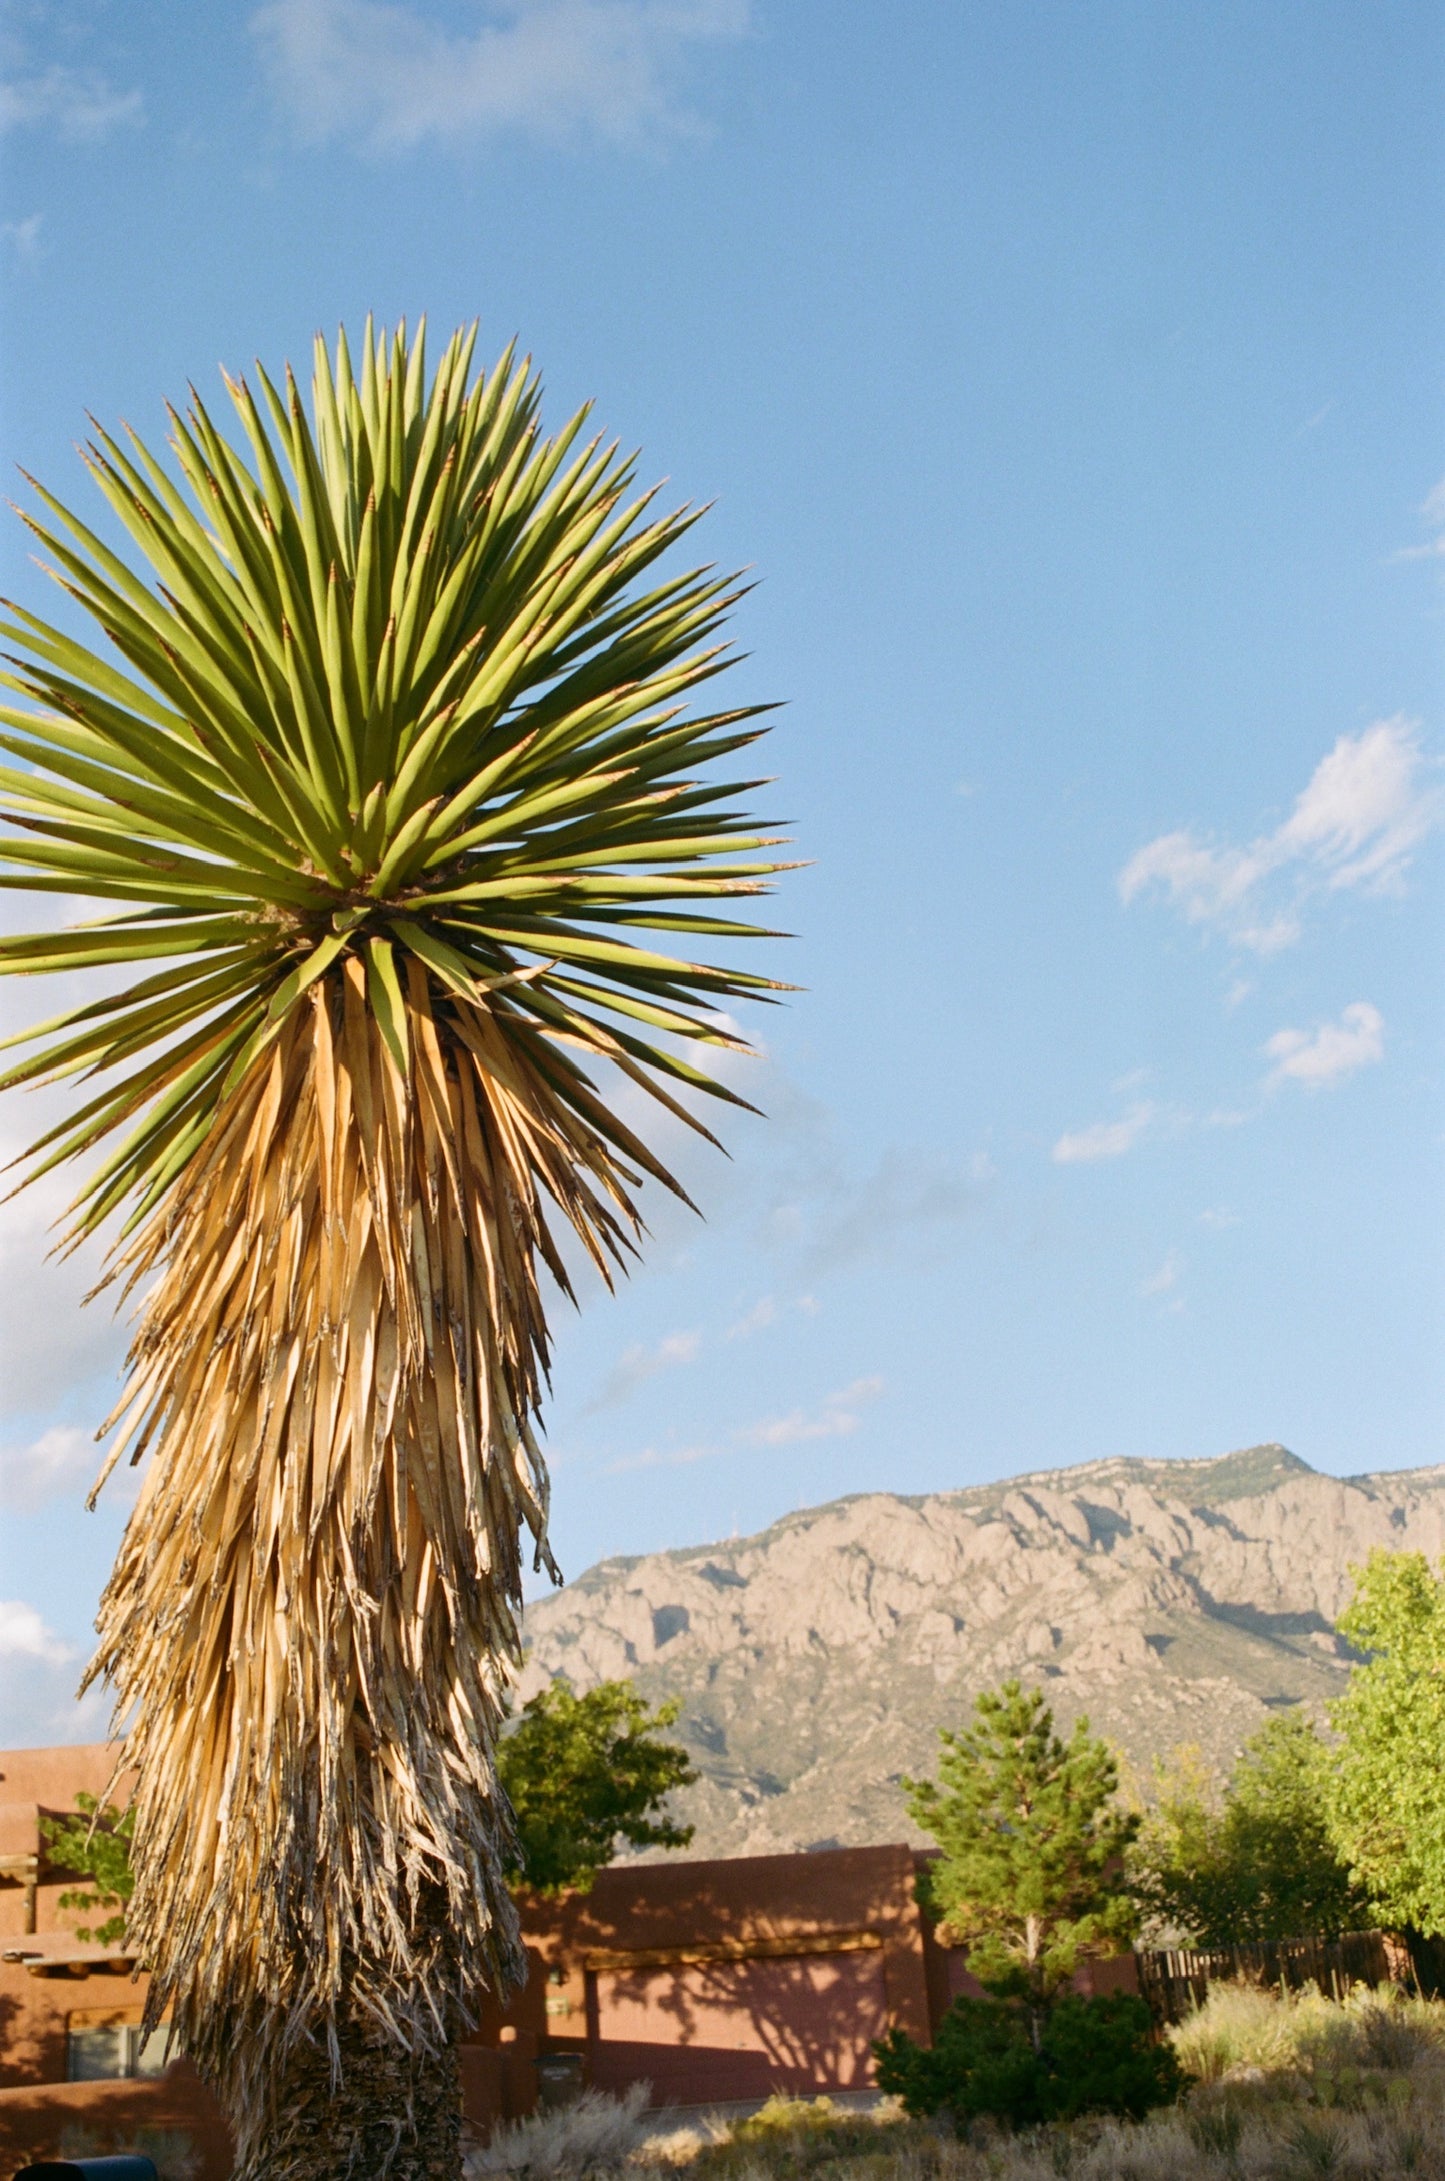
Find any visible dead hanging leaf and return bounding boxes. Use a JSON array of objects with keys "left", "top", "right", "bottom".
[{"left": 89, "top": 972, "right": 640, "bottom": 2167}]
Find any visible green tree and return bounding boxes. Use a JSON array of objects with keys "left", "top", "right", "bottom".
[
  {"left": 0, "top": 322, "right": 785, "bottom": 2181},
  {"left": 907, "top": 1681, "right": 1138, "bottom": 2031},
  {"left": 1135, "top": 1717, "right": 1366, "bottom": 1945},
  {"left": 40, "top": 1794, "right": 135, "bottom": 1946},
  {"left": 498, "top": 1679, "right": 695, "bottom": 1894},
  {"left": 1329, "top": 1550, "right": 1445, "bottom": 1934}
]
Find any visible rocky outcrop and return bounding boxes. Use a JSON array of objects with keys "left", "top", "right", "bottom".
[{"left": 518, "top": 1445, "right": 1445, "bottom": 1859}]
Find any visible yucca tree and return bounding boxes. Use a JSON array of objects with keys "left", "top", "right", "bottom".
[{"left": 0, "top": 321, "right": 786, "bottom": 2180}]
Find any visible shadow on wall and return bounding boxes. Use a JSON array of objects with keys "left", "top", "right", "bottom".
[
  {"left": 591, "top": 1945, "right": 891, "bottom": 2103},
  {"left": 478, "top": 1843, "right": 937, "bottom": 2113}
]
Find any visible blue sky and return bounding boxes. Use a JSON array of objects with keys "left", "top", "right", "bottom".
[{"left": 0, "top": 0, "right": 1442, "bottom": 1743}]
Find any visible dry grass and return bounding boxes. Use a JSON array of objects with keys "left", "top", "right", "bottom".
[
  {"left": 1168, "top": 1979, "right": 1445, "bottom": 2090},
  {"left": 469, "top": 1991, "right": 1445, "bottom": 2181},
  {"left": 467, "top": 2084, "right": 654, "bottom": 2178}
]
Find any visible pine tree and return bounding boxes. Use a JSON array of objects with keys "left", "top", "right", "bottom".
[{"left": 908, "top": 1680, "right": 1137, "bottom": 2035}]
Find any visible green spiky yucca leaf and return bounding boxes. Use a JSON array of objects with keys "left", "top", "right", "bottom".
[
  {"left": 0, "top": 317, "right": 786, "bottom": 1236},
  {"left": 0, "top": 322, "right": 789, "bottom": 2181}
]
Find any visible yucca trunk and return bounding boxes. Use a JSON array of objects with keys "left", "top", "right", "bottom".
[
  {"left": 265, "top": 2006, "right": 464, "bottom": 2181},
  {"left": 243, "top": 1992, "right": 463, "bottom": 2181},
  {"left": 92, "top": 963, "right": 627, "bottom": 2175}
]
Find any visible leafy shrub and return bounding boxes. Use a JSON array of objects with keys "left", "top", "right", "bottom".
[
  {"left": 874, "top": 1993, "right": 1182, "bottom": 2129},
  {"left": 499, "top": 1681, "right": 695, "bottom": 1895},
  {"left": 41, "top": 1792, "right": 135, "bottom": 1945},
  {"left": 877, "top": 1997, "right": 1047, "bottom": 2127},
  {"left": 1041, "top": 1995, "right": 1186, "bottom": 2122},
  {"left": 1133, "top": 1718, "right": 1367, "bottom": 1948}
]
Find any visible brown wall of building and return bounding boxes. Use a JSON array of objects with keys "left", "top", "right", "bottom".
[
  {"left": 0, "top": 2070, "right": 231, "bottom": 2181},
  {"left": 462, "top": 1842, "right": 935, "bottom": 2118},
  {"left": 1, "top": 1740, "right": 1139, "bottom": 2170}
]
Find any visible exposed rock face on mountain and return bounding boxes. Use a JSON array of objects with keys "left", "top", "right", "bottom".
[{"left": 518, "top": 1446, "right": 1445, "bottom": 1860}]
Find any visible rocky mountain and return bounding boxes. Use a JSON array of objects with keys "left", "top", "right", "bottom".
[{"left": 518, "top": 1446, "right": 1445, "bottom": 1860}]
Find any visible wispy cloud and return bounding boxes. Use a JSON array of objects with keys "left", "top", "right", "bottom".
[
  {"left": 1119, "top": 718, "right": 1442, "bottom": 952},
  {"left": 1293, "top": 400, "right": 1334, "bottom": 439},
  {"left": 1263, "top": 1001, "right": 1384, "bottom": 1092},
  {"left": 1199, "top": 1207, "right": 1241, "bottom": 1230},
  {"left": 252, "top": 0, "right": 749, "bottom": 150},
  {"left": 1393, "top": 476, "right": 1445, "bottom": 562},
  {"left": 726, "top": 1295, "right": 776, "bottom": 1340},
  {"left": 1052, "top": 1102, "right": 1156, "bottom": 1166},
  {"left": 0, "top": 63, "right": 142, "bottom": 140},
  {"left": 2, "top": 212, "right": 42, "bottom": 260},
  {"left": 605, "top": 1441, "right": 712, "bottom": 1476},
  {"left": 587, "top": 1328, "right": 700, "bottom": 1411},
  {"left": 738, "top": 1375, "right": 883, "bottom": 1448},
  {"left": 1140, "top": 1250, "right": 1182, "bottom": 1298},
  {"left": 768, "top": 1142, "right": 991, "bottom": 1276}
]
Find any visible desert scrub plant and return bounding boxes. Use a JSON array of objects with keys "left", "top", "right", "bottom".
[
  {"left": 466, "top": 2083, "right": 651, "bottom": 2178},
  {"left": 686, "top": 2097, "right": 921, "bottom": 2181},
  {"left": 1167, "top": 1977, "right": 1445, "bottom": 2098},
  {"left": 1296, "top": 1985, "right": 1444, "bottom": 2077},
  {"left": 1167, "top": 1980, "right": 1312, "bottom": 2084}
]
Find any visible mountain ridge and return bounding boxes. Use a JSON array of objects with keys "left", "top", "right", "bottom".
[{"left": 518, "top": 1445, "right": 1445, "bottom": 1859}]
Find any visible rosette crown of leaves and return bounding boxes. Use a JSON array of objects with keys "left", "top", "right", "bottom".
[{"left": 0, "top": 317, "right": 790, "bottom": 1237}]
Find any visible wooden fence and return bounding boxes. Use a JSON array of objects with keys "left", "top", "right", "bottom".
[{"left": 1134, "top": 1932, "right": 1424, "bottom": 2026}]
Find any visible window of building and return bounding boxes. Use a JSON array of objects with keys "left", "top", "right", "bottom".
[{"left": 66, "top": 2022, "right": 171, "bottom": 2080}]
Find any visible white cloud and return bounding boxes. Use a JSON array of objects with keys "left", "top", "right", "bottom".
[
  {"left": 1295, "top": 401, "right": 1334, "bottom": 438},
  {"left": 252, "top": 0, "right": 749, "bottom": 149},
  {"left": 1119, "top": 719, "right": 1442, "bottom": 951},
  {"left": 1393, "top": 476, "right": 1445, "bottom": 562},
  {"left": 0, "top": 1599, "right": 74, "bottom": 1666},
  {"left": 1263, "top": 1001, "right": 1384, "bottom": 1092},
  {"left": 2, "top": 212, "right": 42, "bottom": 259},
  {"left": 1052, "top": 1102, "right": 1156, "bottom": 1166},
  {"left": 0, "top": 1604, "right": 113, "bottom": 1749},
  {"left": 0, "top": 1425, "right": 97, "bottom": 1512},
  {"left": 739, "top": 1374, "right": 883, "bottom": 1448},
  {"left": 725, "top": 1296, "right": 776, "bottom": 1341},
  {"left": 1140, "top": 1250, "right": 1182, "bottom": 1298},
  {"left": 1199, "top": 1207, "right": 1241, "bottom": 1230},
  {"left": 587, "top": 1327, "right": 701, "bottom": 1410},
  {"left": 0, "top": 65, "right": 142, "bottom": 139},
  {"left": 605, "top": 1442, "right": 711, "bottom": 1475}
]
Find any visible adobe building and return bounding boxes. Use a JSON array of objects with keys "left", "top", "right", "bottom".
[{"left": 0, "top": 1741, "right": 1135, "bottom": 2178}]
